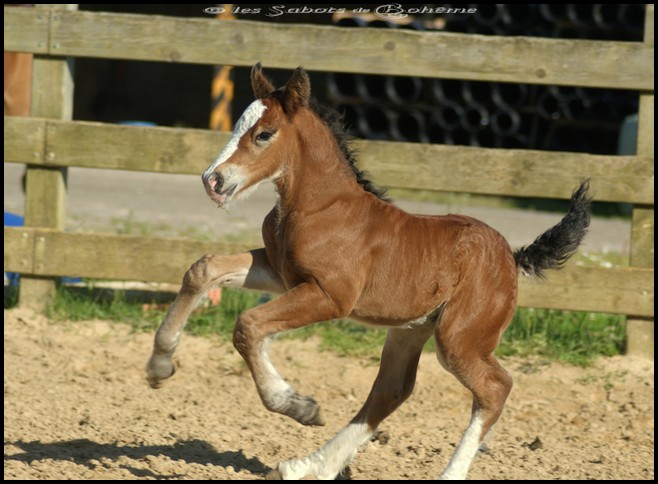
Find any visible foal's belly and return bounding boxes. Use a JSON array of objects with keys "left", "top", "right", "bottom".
[
  {"left": 349, "top": 311, "right": 442, "bottom": 329},
  {"left": 348, "top": 260, "right": 453, "bottom": 328},
  {"left": 349, "top": 289, "right": 447, "bottom": 328}
]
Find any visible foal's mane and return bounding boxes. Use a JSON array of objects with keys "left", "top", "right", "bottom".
[{"left": 309, "top": 99, "right": 391, "bottom": 203}]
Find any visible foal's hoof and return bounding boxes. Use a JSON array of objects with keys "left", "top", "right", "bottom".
[
  {"left": 146, "top": 354, "right": 177, "bottom": 389},
  {"left": 290, "top": 394, "right": 325, "bottom": 426},
  {"left": 265, "top": 469, "right": 283, "bottom": 480},
  {"left": 301, "top": 407, "right": 325, "bottom": 427}
]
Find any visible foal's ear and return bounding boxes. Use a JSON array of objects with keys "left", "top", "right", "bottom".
[
  {"left": 251, "top": 62, "right": 276, "bottom": 99},
  {"left": 282, "top": 66, "right": 310, "bottom": 113}
]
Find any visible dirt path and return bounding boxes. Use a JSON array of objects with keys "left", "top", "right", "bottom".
[{"left": 4, "top": 308, "right": 654, "bottom": 480}]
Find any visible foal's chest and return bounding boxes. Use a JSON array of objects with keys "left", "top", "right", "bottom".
[{"left": 264, "top": 211, "right": 345, "bottom": 291}]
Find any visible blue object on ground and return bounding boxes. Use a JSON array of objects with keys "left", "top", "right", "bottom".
[
  {"left": 4, "top": 212, "right": 24, "bottom": 285},
  {"left": 4, "top": 211, "right": 24, "bottom": 227}
]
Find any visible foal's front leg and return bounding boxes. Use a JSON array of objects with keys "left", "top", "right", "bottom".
[
  {"left": 146, "top": 248, "right": 284, "bottom": 389},
  {"left": 233, "top": 281, "right": 346, "bottom": 426}
]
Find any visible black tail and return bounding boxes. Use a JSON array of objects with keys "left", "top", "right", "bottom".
[{"left": 514, "top": 180, "right": 592, "bottom": 278}]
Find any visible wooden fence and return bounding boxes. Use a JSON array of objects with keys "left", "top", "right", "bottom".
[{"left": 4, "top": 5, "right": 654, "bottom": 357}]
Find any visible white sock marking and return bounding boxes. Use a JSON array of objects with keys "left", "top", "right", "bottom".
[
  {"left": 279, "top": 422, "right": 373, "bottom": 480},
  {"left": 440, "top": 414, "right": 484, "bottom": 480},
  {"left": 259, "top": 338, "right": 294, "bottom": 410}
]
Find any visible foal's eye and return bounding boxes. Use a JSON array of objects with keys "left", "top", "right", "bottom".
[{"left": 256, "top": 131, "right": 274, "bottom": 143}]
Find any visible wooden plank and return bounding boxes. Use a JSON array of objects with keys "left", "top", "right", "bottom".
[
  {"left": 24, "top": 166, "right": 68, "bottom": 229},
  {"left": 11, "top": 118, "right": 650, "bottom": 204},
  {"left": 631, "top": 208, "right": 654, "bottom": 268},
  {"left": 355, "top": 140, "right": 653, "bottom": 204},
  {"left": 517, "top": 265, "right": 654, "bottom": 317},
  {"left": 3, "top": 117, "right": 46, "bottom": 164},
  {"left": 20, "top": 5, "right": 76, "bottom": 310},
  {"left": 631, "top": 3, "right": 655, "bottom": 270},
  {"left": 44, "top": 120, "right": 231, "bottom": 175},
  {"left": 627, "top": 4, "right": 654, "bottom": 359},
  {"left": 3, "top": 228, "right": 35, "bottom": 274},
  {"left": 4, "top": 227, "right": 654, "bottom": 317},
  {"left": 4, "top": 8, "right": 652, "bottom": 89},
  {"left": 628, "top": 206, "right": 655, "bottom": 356},
  {"left": 4, "top": 228, "right": 257, "bottom": 285},
  {"left": 3, "top": 7, "right": 50, "bottom": 54}
]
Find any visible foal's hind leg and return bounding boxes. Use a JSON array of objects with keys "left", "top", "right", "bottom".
[
  {"left": 270, "top": 322, "right": 435, "bottom": 480},
  {"left": 146, "top": 248, "right": 283, "bottom": 388},
  {"left": 434, "top": 298, "right": 514, "bottom": 480}
]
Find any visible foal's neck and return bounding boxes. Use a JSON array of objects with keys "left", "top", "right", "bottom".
[{"left": 274, "top": 112, "right": 363, "bottom": 214}]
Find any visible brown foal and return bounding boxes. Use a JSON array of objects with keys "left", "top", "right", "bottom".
[{"left": 147, "top": 64, "right": 591, "bottom": 480}]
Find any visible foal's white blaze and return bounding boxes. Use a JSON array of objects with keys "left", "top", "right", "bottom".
[
  {"left": 203, "top": 100, "right": 267, "bottom": 178},
  {"left": 279, "top": 422, "right": 373, "bottom": 480},
  {"left": 439, "top": 414, "right": 484, "bottom": 480}
]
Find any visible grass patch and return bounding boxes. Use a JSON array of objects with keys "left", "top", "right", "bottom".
[
  {"left": 179, "top": 290, "right": 262, "bottom": 338},
  {"left": 285, "top": 320, "right": 389, "bottom": 362},
  {"left": 42, "top": 284, "right": 262, "bottom": 338},
  {"left": 4, "top": 283, "right": 625, "bottom": 366},
  {"left": 47, "top": 283, "right": 154, "bottom": 326},
  {"left": 288, "top": 308, "right": 625, "bottom": 366},
  {"left": 498, "top": 308, "right": 626, "bottom": 366},
  {"left": 4, "top": 285, "right": 19, "bottom": 309}
]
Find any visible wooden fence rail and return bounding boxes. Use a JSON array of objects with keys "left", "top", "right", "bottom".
[
  {"left": 3, "top": 5, "right": 654, "bottom": 357},
  {"left": 4, "top": 117, "right": 653, "bottom": 204},
  {"left": 4, "top": 8, "right": 654, "bottom": 89},
  {"left": 3, "top": 227, "right": 654, "bottom": 318}
]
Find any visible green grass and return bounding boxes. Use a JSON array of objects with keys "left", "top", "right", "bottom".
[
  {"left": 4, "top": 284, "right": 625, "bottom": 366},
  {"left": 47, "top": 283, "right": 154, "bottom": 326},
  {"left": 42, "top": 283, "right": 263, "bottom": 338},
  {"left": 287, "top": 320, "right": 389, "bottom": 363},
  {"left": 498, "top": 308, "right": 625, "bottom": 366},
  {"left": 4, "top": 285, "right": 19, "bottom": 309},
  {"left": 287, "top": 308, "right": 625, "bottom": 366}
]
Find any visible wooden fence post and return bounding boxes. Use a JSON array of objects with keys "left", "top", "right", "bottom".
[
  {"left": 20, "top": 4, "right": 77, "bottom": 310},
  {"left": 626, "top": 4, "right": 654, "bottom": 359}
]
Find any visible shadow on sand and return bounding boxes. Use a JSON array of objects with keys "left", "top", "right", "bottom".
[{"left": 5, "top": 438, "right": 271, "bottom": 479}]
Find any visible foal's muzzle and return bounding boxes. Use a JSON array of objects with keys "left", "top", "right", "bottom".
[{"left": 203, "top": 171, "right": 237, "bottom": 207}]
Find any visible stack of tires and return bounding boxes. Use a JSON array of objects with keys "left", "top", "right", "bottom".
[{"left": 327, "top": 5, "right": 645, "bottom": 154}]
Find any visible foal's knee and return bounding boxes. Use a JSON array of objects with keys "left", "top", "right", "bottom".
[
  {"left": 233, "top": 311, "right": 260, "bottom": 357},
  {"left": 182, "top": 254, "right": 217, "bottom": 292}
]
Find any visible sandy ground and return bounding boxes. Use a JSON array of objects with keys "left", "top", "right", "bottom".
[{"left": 4, "top": 308, "right": 654, "bottom": 480}]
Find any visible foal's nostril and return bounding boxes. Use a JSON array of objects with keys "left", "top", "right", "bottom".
[{"left": 213, "top": 173, "right": 225, "bottom": 194}]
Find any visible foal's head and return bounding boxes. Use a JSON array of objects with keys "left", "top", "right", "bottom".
[{"left": 202, "top": 63, "right": 315, "bottom": 208}]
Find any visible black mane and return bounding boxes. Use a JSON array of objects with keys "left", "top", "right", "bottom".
[{"left": 310, "top": 99, "right": 391, "bottom": 203}]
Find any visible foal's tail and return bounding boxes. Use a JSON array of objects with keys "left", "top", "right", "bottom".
[{"left": 514, "top": 180, "right": 592, "bottom": 278}]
